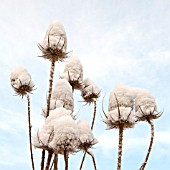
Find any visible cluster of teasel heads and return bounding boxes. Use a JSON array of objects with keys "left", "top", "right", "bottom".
[
  {"left": 103, "top": 84, "right": 162, "bottom": 170},
  {"left": 10, "top": 20, "right": 100, "bottom": 170},
  {"left": 10, "top": 20, "right": 161, "bottom": 170}
]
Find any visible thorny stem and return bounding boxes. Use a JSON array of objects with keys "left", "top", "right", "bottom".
[
  {"left": 117, "top": 126, "right": 124, "bottom": 170},
  {"left": 79, "top": 151, "right": 87, "bottom": 170},
  {"left": 87, "top": 150, "right": 97, "bottom": 170},
  {"left": 41, "top": 150, "right": 46, "bottom": 170},
  {"left": 91, "top": 101, "right": 97, "bottom": 130},
  {"left": 27, "top": 95, "right": 35, "bottom": 170},
  {"left": 42, "top": 59, "right": 56, "bottom": 170},
  {"left": 46, "top": 59, "right": 56, "bottom": 117},
  {"left": 64, "top": 150, "right": 69, "bottom": 170},
  {"left": 45, "top": 151, "right": 53, "bottom": 170},
  {"left": 139, "top": 119, "right": 154, "bottom": 170}
]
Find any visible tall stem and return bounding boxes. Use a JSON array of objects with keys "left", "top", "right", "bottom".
[
  {"left": 46, "top": 59, "right": 55, "bottom": 117},
  {"left": 45, "top": 151, "right": 53, "bottom": 170},
  {"left": 64, "top": 150, "right": 68, "bottom": 170},
  {"left": 117, "top": 126, "right": 124, "bottom": 170},
  {"left": 27, "top": 95, "right": 35, "bottom": 170},
  {"left": 42, "top": 59, "right": 56, "bottom": 169},
  {"left": 91, "top": 101, "right": 97, "bottom": 130},
  {"left": 87, "top": 151, "right": 97, "bottom": 170},
  {"left": 41, "top": 150, "right": 46, "bottom": 170},
  {"left": 139, "top": 119, "right": 154, "bottom": 170},
  {"left": 79, "top": 151, "right": 87, "bottom": 170}
]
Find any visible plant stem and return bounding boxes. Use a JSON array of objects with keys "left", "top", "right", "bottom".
[
  {"left": 53, "top": 154, "right": 58, "bottom": 170},
  {"left": 45, "top": 151, "right": 53, "bottom": 170},
  {"left": 91, "top": 101, "right": 97, "bottom": 130},
  {"left": 27, "top": 94, "right": 35, "bottom": 170},
  {"left": 41, "top": 150, "right": 46, "bottom": 170},
  {"left": 46, "top": 59, "right": 55, "bottom": 117},
  {"left": 64, "top": 150, "right": 68, "bottom": 170},
  {"left": 79, "top": 151, "right": 87, "bottom": 170},
  {"left": 139, "top": 119, "right": 154, "bottom": 170},
  {"left": 117, "top": 126, "right": 124, "bottom": 170},
  {"left": 87, "top": 151, "right": 97, "bottom": 170}
]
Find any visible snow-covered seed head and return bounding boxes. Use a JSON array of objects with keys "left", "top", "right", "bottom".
[
  {"left": 81, "top": 78, "right": 100, "bottom": 104},
  {"left": 77, "top": 120, "right": 98, "bottom": 150},
  {"left": 38, "top": 20, "right": 68, "bottom": 62},
  {"left": 33, "top": 107, "right": 74, "bottom": 152},
  {"left": 61, "top": 56, "right": 83, "bottom": 91},
  {"left": 42, "top": 79, "right": 74, "bottom": 117},
  {"left": 103, "top": 107, "right": 136, "bottom": 129},
  {"left": 135, "top": 89, "right": 162, "bottom": 121},
  {"left": 10, "top": 67, "right": 35, "bottom": 97},
  {"left": 108, "top": 84, "right": 134, "bottom": 111},
  {"left": 48, "top": 115, "right": 80, "bottom": 154}
]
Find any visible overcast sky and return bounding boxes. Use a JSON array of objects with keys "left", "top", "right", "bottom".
[{"left": 0, "top": 0, "right": 170, "bottom": 170}]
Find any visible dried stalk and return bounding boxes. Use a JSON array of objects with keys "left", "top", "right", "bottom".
[
  {"left": 46, "top": 59, "right": 56, "bottom": 117},
  {"left": 79, "top": 151, "right": 87, "bottom": 170},
  {"left": 139, "top": 119, "right": 154, "bottom": 170},
  {"left": 41, "top": 150, "right": 46, "bottom": 170},
  {"left": 64, "top": 150, "right": 69, "bottom": 170},
  {"left": 87, "top": 151, "right": 97, "bottom": 170},
  {"left": 53, "top": 154, "right": 58, "bottom": 170},
  {"left": 27, "top": 94, "right": 35, "bottom": 170},
  {"left": 45, "top": 151, "right": 53, "bottom": 170},
  {"left": 91, "top": 101, "right": 97, "bottom": 130},
  {"left": 117, "top": 126, "right": 124, "bottom": 170},
  {"left": 42, "top": 59, "right": 56, "bottom": 169}
]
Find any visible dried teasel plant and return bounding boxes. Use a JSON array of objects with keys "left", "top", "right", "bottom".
[
  {"left": 61, "top": 56, "right": 83, "bottom": 92},
  {"left": 38, "top": 20, "right": 71, "bottom": 169},
  {"left": 134, "top": 89, "right": 162, "bottom": 170},
  {"left": 77, "top": 120, "right": 98, "bottom": 170},
  {"left": 103, "top": 85, "right": 136, "bottom": 170},
  {"left": 81, "top": 78, "right": 101, "bottom": 130},
  {"left": 10, "top": 67, "right": 35, "bottom": 170}
]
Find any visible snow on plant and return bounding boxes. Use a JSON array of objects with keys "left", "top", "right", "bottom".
[
  {"left": 81, "top": 78, "right": 101, "bottom": 130},
  {"left": 43, "top": 79, "right": 74, "bottom": 117},
  {"left": 61, "top": 56, "right": 83, "bottom": 91},
  {"left": 10, "top": 67, "right": 35, "bottom": 170},
  {"left": 77, "top": 120, "right": 98, "bottom": 170}
]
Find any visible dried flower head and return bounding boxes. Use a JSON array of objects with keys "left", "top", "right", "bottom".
[
  {"left": 10, "top": 67, "right": 35, "bottom": 97},
  {"left": 42, "top": 79, "right": 74, "bottom": 117},
  {"left": 135, "top": 89, "right": 161, "bottom": 121},
  {"left": 33, "top": 107, "right": 73, "bottom": 151},
  {"left": 104, "top": 107, "right": 136, "bottom": 129},
  {"left": 77, "top": 120, "right": 98, "bottom": 151},
  {"left": 38, "top": 20, "right": 69, "bottom": 62},
  {"left": 81, "top": 78, "right": 100, "bottom": 104},
  {"left": 61, "top": 56, "right": 83, "bottom": 91}
]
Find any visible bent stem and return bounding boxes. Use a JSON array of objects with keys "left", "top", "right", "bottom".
[
  {"left": 27, "top": 94, "right": 35, "bottom": 170},
  {"left": 87, "top": 150, "right": 97, "bottom": 170},
  {"left": 64, "top": 150, "right": 69, "bottom": 170},
  {"left": 45, "top": 151, "right": 53, "bottom": 170},
  {"left": 79, "top": 151, "right": 87, "bottom": 170},
  {"left": 91, "top": 100, "right": 97, "bottom": 130},
  {"left": 139, "top": 119, "right": 154, "bottom": 170},
  {"left": 117, "top": 126, "right": 124, "bottom": 170}
]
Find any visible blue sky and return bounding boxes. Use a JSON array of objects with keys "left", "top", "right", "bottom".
[{"left": 0, "top": 0, "right": 170, "bottom": 169}]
